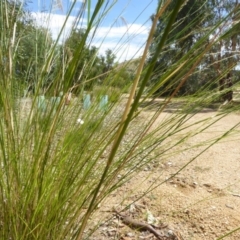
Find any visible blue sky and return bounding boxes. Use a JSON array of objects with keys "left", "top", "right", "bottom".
[{"left": 26, "top": 0, "right": 158, "bottom": 62}]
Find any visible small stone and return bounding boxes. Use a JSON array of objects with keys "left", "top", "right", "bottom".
[
  {"left": 225, "top": 204, "right": 234, "bottom": 209},
  {"left": 126, "top": 232, "right": 135, "bottom": 237},
  {"left": 107, "top": 228, "right": 117, "bottom": 237},
  {"left": 184, "top": 209, "right": 190, "bottom": 215},
  {"left": 97, "top": 203, "right": 101, "bottom": 208},
  {"left": 168, "top": 230, "right": 174, "bottom": 236},
  {"left": 203, "top": 183, "right": 211, "bottom": 188},
  {"left": 144, "top": 167, "right": 149, "bottom": 171},
  {"left": 129, "top": 204, "right": 136, "bottom": 213},
  {"left": 211, "top": 206, "right": 216, "bottom": 211},
  {"left": 200, "top": 225, "right": 205, "bottom": 231}
]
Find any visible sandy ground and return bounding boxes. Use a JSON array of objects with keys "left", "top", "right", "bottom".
[
  {"left": 88, "top": 103, "right": 240, "bottom": 240},
  {"left": 18, "top": 97, "right": 240, "bottom": 239}
]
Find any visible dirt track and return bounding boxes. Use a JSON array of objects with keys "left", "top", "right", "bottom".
[{"left": 89, "top": 104, "right": 240, "bottom": 240}]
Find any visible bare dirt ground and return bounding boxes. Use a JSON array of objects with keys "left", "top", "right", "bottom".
[
  {"left": 88, "top": 100, "right": 240, "bottom": 240},
  {"left": 19, "top": 97, "right": 240, "bottom": 239}
]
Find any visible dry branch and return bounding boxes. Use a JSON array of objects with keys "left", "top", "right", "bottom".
[{"left": 113, "top": 208, "right": 167, "bottom": 240}]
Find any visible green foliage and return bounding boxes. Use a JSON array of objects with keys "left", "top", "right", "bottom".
[
  {"left": 63, "top": 30, "right": 119, "bottom": 92},
  {"left": 63, "top": 28, "right": 97, "bottom": 90},
  {"left": 148, "top": 1, "right": 209, "bottom": 96},
  {"left": 16, "top": 25, "right": 53, "bottom": 90},
  {"left": 101, "top": 49, "right": 116, "bottom": 72},
  {"left": 0, "top": 1, "right": 53, "bottom": 93},
  {"left": 148, "top": 0, "right": 240, "bottom": 98}
]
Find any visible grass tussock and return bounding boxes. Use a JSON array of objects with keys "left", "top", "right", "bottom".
[{"left": 0, "top": 0, "right": 240, "bottom": 239}]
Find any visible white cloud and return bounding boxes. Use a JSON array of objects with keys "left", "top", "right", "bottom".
[
  {"left": 32, "top": 13, "right": 150, "bottom": 62},
  {"left": 91, "top": 40, "right": 144, "bottom": 62},
  {"left": 90, "top": 24, "right": 150, "bottom": 62},
  {"left": 92, "top": 24, "right": 149, "bottom": 39},
  {"left": 32, "top": 12, "right": 86, "bottom": 41}
]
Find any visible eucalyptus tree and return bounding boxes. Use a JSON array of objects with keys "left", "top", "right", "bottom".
[
  {"left": 0, "top": 0, "right": 54, "bottom": 95},
  {"left": 15, "top": 25, "right": 54, "bottom": 93},
  {"left": 103, "top": 49, "right": 116, "bottom": 72},
  {"left": 63, "top": 29, "right": 106, "bottom": 91},
  {"left": 0, "top": 0, "right": 25, "bottom": 79},
  {"left": 207, "top": 0, "right": 240, "bottom": 102},
  {"left": 149, "top": 0, "right": 240, "bottom": 99},
  {"left": 148, "top": 0, "right": 210, "bottom": 96}
]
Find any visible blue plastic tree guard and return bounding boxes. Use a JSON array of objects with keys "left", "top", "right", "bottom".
[
  {"left": 99, "top": 95, "right": 108, "bottom": 111},
  {"left": 50, "top": 96, "right": 61, "bottom": 114},
  {"left": 83, "top": 94, "right": 91, "bottom": 109},
  {"left": 37, "top": 95, "right": 46, "bottom": 112}
]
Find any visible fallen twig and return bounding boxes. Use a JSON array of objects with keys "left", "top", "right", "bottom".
[
  {"left": 225, "top": 204, "right": 234, "bottom": 209},
  {"left": 112, "top": 207, "right": 165, "bottom": 240},
  {"left": 232, "top": 193, "right": 240, "bottom": 198}
]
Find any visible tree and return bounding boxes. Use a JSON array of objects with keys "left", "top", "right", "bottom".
[
  {"left": 148, "top": 0, "right": 210, "bottom": 96},
  {"left": 103, "top": 49, "right": 116, "bottom": 72},
  {"left": 0, "top": 0, "right": 54, "bottom": 94},
  {"left": 207, "top": 0, "right": 240, "bottom": 102},
  {"left": 15, "top": 24, "right": 54, "bottom": 92},
  {"left": 0, "top": 0, "right": 25, "bottom": 79},
  {"left": 63, "top": 29, "right": 105, "bottom": 91},
  {"left": 148, "top": 0, "right": 240, "bottom": 99},
  {"left": 63, "top": 30, "right": 119, "bottom": 92}
]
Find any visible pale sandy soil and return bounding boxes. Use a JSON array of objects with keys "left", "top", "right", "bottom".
[
  {"left": 88, "top": 101, "right": 240, "bottom": 240},
  {"left": 18, "top": 97, "right": 240, "bottom": 239}
]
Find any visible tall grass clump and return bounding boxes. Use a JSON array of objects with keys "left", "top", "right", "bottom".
[{"left": 0, "top": 0, "right": 240, "bottom": 239}]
